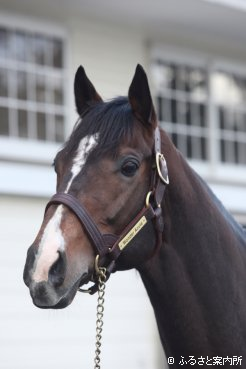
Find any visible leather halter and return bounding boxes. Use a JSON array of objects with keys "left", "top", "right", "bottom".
[{"left": 45, "top": 127, "right": 169, "bottom": 294}]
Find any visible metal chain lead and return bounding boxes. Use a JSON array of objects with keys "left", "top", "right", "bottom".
[{"left": 94, "top": 267, "right": 107, "bottom": 369}]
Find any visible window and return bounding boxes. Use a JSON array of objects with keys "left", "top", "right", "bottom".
[
  {"left": 152, "top": 60, "right": 208, "bottom": 161},
  {"left": 0, "top": 15, "right": 67, "bottom": 196},
  {"left": 0, "top": 26, "right": 66, "bottom": 143},
  {"left": 152, "top": 55, "right": 246, "bottom": 171}
]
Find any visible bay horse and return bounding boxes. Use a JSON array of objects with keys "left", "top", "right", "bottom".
[{"left": 24, "top": 64, "right": 246, "bottom": 367}]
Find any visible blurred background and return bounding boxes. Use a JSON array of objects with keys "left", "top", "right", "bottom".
[{"left": 0, "top": 0, "right": 246, "bottom": 368}]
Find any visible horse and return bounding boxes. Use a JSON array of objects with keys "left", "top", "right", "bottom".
[{"left": 23, "top": 64, "right": 246, "bottom": 368}]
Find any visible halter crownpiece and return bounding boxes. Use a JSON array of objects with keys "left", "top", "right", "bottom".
[{"left": 45, "top": 126, "right": 169, "bottom": 294}]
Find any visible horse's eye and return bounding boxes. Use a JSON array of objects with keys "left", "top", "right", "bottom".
[{"left": 121, "top": 160, "right": 139, "bottom": 177}]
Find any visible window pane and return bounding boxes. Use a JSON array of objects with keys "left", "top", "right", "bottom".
[
  {"left": 53, "top": 77, "right": 63, "bottom": 105},
  {"left": 190, "top": 69, "right": 206, "bottom": 100},
  {"left": 190, "top": 102, "right": 203, "bottom": 127},
  {"left": 220, "top": 139, "right": 235, "bottom": 164},
  {"left": 217, "top": 103, "right": 245, "bottom": 165},
  {"left": 190, "top": 136, "right": 207, "bottom": 160},
  {"left": 171, "top": 99, "right": 177, "bottom": 123},
  {"left": 17, "top": 71, "right": 27, "bottom": 100},
  {"left": 28, "top": 73, "right": 36, "bottom": 102},
  {"left": 234, "top": 140, "right": 239, "bottom": 164},
  {"left": 177, "top": 101, "right": 187, "bottom": 124},
  {"left": 34, "top": 35, "right": 47, "bottom": 65},
  {"left": 36, "top": 74, "right": 46, "bottom": 102},
  {"left": 7, "top": 31, "right": 16, "bottom": 59},
  {"left": 37, "top": 112, "right": 46, "bottom": 140},
  {"left": 0, "top": 27, "right": 7, "bottom": 58},
  {"left": 177, "top": 66, "right": 188, "bottom": 91},
  {"left": 177, "top": 134, "right": 187, "bottom": 156},
  {"left": 0, "top": 68, "right": 8, "bottom": 96},
  {"left": 0, "top": 107, "right": 9, "bottom": 135},
  {"left": 219, "top": 107, "right": 225, "bottom": 130},
  {"left": 53, "top": 38, "right": 63, "bottom": 68},
  {"left": 158, "top": 97, "right": 172, "bottom": 122},
  {"left": 244, "top": 113, "right": 246, "bottom": 132},
  {"left": 157, "top": 96, "right": 163, "bottom": 121},
  {"left": 152, "top": 62, "right": 173, "bottom": 91},
  {"left": 164, "top": 98, "right": 171, "bottom": 122},
  {"left": 15, "top": 31, "right": 31, "bottom": 62},
  {"left": 220, "top": 138, "right": 226, "bottom": 163},
  {"left": 212, "top": 71, "right": 246, "bottom": 106},
  {"left": 18, "top": 109, "right": 28, "bottom": 138},
  {"left": 234, "top": 111, "right": 244, "bottom": 132},
  {"left": 239, "top": 142, "right": 246, "bottom": 165},
  {"left": 55, "top": 114, "right": 64, "bottom": 142},
  {"left": 187, "top": 135, "right": 192, "bottom": 158},
  {"left": 199, "top": 104, "right": 206, "bottom": 128},
  {"left": 201, "top": 136, "right": 207, "bottom": 160},
  {"left": 170, "top": 64, "right": 177, "bottom": 90}
]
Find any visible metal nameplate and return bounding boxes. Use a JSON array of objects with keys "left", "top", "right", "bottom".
[{"left": 118, "top": 216, "right": 147, "bottom": 250}]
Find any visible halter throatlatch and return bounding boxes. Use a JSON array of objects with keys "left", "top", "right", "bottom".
[{"left": 45, "top": 126, "right": 169, "bottom": 294}]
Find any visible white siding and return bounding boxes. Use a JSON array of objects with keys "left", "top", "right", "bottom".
[
  {"left": 0, "top": 195, "right": 166, "bottom": 369},
  {"left": 70, "top": 19, "right": 146, "bottom": 96}
]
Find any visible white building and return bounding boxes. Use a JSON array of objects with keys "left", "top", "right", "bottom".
[{"left": 0, "top": 1, "right": 246, "bottom": 368}]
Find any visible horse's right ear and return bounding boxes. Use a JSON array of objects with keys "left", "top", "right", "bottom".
[
  {"left": 128, "top": 64, "right": 156, "bottom": 126},
  {"left": 74, "top": 66, "right": 102, "bottom": 116}
]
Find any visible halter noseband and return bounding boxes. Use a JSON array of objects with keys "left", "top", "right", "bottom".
[{"left": 45, "top": 126, "right": 169, "bottom": 294}]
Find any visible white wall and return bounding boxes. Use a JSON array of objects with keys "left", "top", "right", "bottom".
[
  {"left": 69, "top": 19, "right": 146, "bottom": 97},
  {"left": 0, "top": 195, "right": 166, "bottom": 369}
]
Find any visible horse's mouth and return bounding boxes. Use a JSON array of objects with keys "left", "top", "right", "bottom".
[{"left": 31, "top": 272, "right": 91, "bottom": 310}]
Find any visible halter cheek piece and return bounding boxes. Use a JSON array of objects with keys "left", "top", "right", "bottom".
[{"left": 45, "top": 127, "right": 169, "bottom": 294}]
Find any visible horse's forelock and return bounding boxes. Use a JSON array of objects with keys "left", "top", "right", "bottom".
[{"left": 64, "top": 97, "right": 135, "bottom": 159}]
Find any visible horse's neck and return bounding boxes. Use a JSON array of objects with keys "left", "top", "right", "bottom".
[{"left": 139, "top": 145, "right": 246, "bottom": 361}]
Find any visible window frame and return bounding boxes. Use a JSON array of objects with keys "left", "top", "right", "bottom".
[{"left": 151, "top": 44, "right": 246, "bottom": 184}]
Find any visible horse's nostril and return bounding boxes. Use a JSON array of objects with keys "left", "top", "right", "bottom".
[{"left": 48, "top": 251, "right": 66, "bottom": 287}]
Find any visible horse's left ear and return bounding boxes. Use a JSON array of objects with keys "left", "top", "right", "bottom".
[
  {"left": 128, "top": 64, "right": 157, "bottom": 126},
  {"left": 74, "top": 66, "right": 103, "bottom": 116}
]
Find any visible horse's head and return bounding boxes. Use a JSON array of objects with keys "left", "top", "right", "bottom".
[{"left": 23, "top": 64, "right": 166, "bottom": 309}]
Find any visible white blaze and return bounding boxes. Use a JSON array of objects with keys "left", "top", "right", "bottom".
[
  {"left": 33, "top": 134, "right": 98, "bottom": 283},
  {"left": 33, "top": 205, "right": 64, "bottom": 282},
  {"left": 65, "top": 134, "right": 98, "bottom": 193}
]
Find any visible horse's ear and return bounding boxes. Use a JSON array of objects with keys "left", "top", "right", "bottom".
[
  {"left": 128, "top": 64, "right": 156, "bottom": 126},
  {"left": 74, "top": 66, "right": 102, "bottom": 116}
]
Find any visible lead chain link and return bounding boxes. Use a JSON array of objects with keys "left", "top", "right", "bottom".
[{"left": 94, "top": 268, "right": 107, "bottom": 369}]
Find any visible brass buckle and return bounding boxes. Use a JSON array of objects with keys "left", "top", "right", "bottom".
[
  {"left": 156, "top": 153, "right": 169, "bottom": 184},
  {"left": 94, "top": 254, "right": 106, "bottom": 278},
  {"left": 145, "top": 191, "right": 153, "bottom": 207}
]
